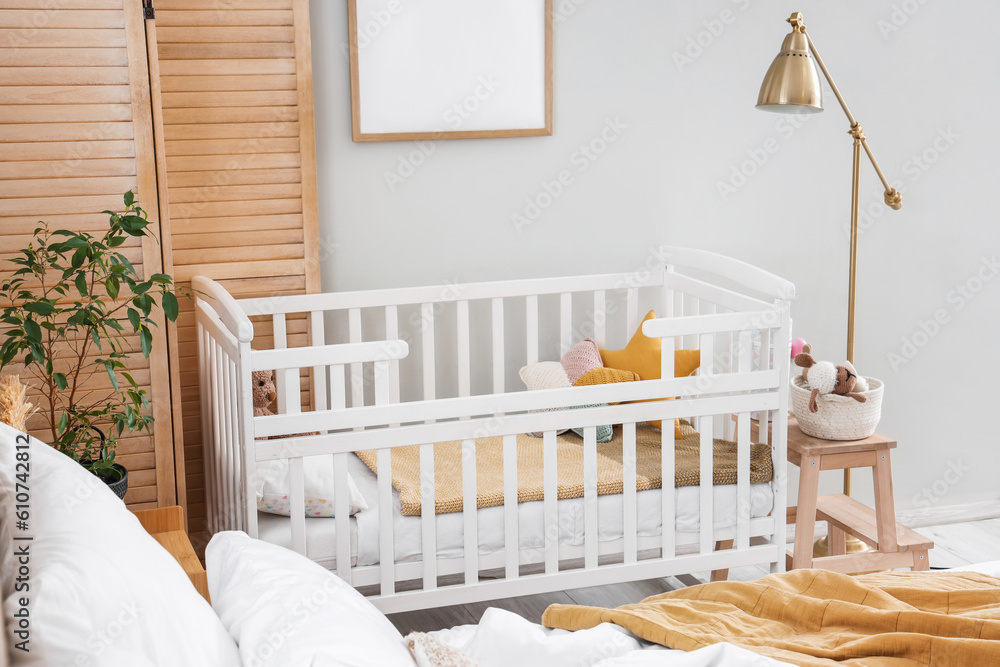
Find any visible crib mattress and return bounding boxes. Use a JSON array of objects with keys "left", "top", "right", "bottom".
[{"left": 268, "top": 452, "right": 773, "bottom": 566}]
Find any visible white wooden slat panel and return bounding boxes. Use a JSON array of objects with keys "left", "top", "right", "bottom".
[
  {"left": 462, "top": 438, "right": 478, "bottom": 585},
  {"left": 272, "top": 313, "right": 289, "bottom": 414},
  {"left": 699, "top": 335, "right": 714, "bottom": 555},
  {"left": 661, "top": 414, "right": 675, "bottom": 559},
  {"left": 328, "top": 364, "right": 346, "bottom": 411},
  {"left": 421, "top": 302, "right": 436, "bottom": 406},
  {"left": 377, "top": 447, "right": 394, "bottom": 596},
  {"left": 348, "top": 308, "right": 363, "bottom": 409},
  {"left": 502, "top": 433, "right": 518, "bottom": 579},
  {"left": 420, "top": 443, "right": 437, "bottom": 591},
  {"left": 559, "top": 292, "right": 571, "bottom": 356},
  {"left": 289, "top": 456, "right": 306, "bottom": 555},
  {"left": 220, "top": 353, "right": 236, "bottom": 530},
  {"left": 583, "top": 426, "right": 598, "bottom": 570},
  {"left": 309, "top": 310, "right": 327, "bottom": 413},
  {"left": 526, "top": 295, "right": 538, "bottom": 365},
  {"left": 623, "top": 422, "right": 638, "bottom": 564},
  {"left": 492, "top": 298, "right": 504, "bottom": 395},
  {"left": 199, "top": 329, "right": 215, "bottom": 533},
  {"left": 385, "top": 305, "right": 400, "bottom": 406},
  {"left": 334, "top": 452, "right": 352, "bottom": 582},
  {"left": 457, "top": 300, "right": 470, "bottom": 400},
  {"left": 737, "top": 410, "right": 751, "bottom": 550},
  {"left": 212, "top": 343, "right": 228, "bottom": 531},
  {"left": 593, "top": 290, "right": 606, "bottom": 347},
  {"left": 543, "top": 430, "right": 558, "bottom": 573}
]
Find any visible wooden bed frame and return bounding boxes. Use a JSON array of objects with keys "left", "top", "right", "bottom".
[{"left": 196, "top": 246, "right": 794, "bottom": 613}]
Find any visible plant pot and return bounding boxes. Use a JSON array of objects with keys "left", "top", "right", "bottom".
[{"left": 104, "top": 463, "right": 129, "bottom": 500}]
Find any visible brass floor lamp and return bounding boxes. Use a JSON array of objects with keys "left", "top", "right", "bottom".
[{"left": 755, "top": 12, "right": 902, "bottom": 556}]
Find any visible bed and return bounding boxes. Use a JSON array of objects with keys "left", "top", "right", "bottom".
[
  {"left": 4, "top": 421, "right": 999, "bottom": 667},
  {"left": 196, "top": 246, "right": 796, "bottom": 613}
]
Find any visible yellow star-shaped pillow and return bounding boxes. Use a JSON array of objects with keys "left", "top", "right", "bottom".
[{"left": 599, "top": 310, "right": 700, "bottom": 438}]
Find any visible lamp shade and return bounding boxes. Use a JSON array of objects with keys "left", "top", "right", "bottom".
[{"left": 756, "top": 28, "right": 823, "bottom": 114}]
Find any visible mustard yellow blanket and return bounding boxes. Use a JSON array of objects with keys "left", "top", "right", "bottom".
[
  {"left": 542, "top": 569, "right": 1000, "bottom": 666},
  {"left": 357, "top": 422, "right": 772, "bottom": 516}
]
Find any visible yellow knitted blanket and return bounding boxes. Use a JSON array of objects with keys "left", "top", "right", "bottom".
[
  {"left": 357, "top": 421, "right": 772, "bottom": 516},
  {"left": 542, "top": 569, "right": 1000, "bottom": 666}
]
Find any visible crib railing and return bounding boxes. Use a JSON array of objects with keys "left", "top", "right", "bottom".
[{"left": 196, "top": 246, "right": 794, "bottom": 613}]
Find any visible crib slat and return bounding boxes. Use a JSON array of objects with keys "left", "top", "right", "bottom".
[
  {"left": 385, "top": 306, "right": 400, "bottom": 406},
  {"left": 543, "top": 430, "right": 558, "bottom": 574},
  {"left": 212, "top": 342, "right": 228, "bottom": 531},
  {"left": 329, "top": 364, "right": 346, "bottom": 411},
  {"left": 502, "top": 433, "right": 519, "bottom": 580},
  {"left": 623, "top": 422, "right": 638, "bottom": 564},
  {"left": 626, "top": 288, "right": 638, "bottom": 337},
  {"left": 738, "top": 331, "right": 753, "bottom": 550},
  {"left": 310, "top": 310, "right": 328, "bottom": 414},
  {"left": 334, "top": 452, "right": 352, "bottom": 583},
  {"left": 661, "top": 414, "right": 675, "bottom": 559},
  {"left": 348, "top": 308, "right": 364, "bottom": 409},
  {"left": 457, "top": 300, "right": 471, "bottom": 399},
  {"left": 560, "top": 292, "right": 572, "bottom": 356},
  {"left": 662, "top": 267, "right": 676, "bottom": 351},
  {"left": 462, "top": 438, "right": 478, "bottom": 585},
  {"left": 221, "top": 355, "right": 237, "bottom": 532},
  {"left": 377, "top": 447, "right": 395, "bottom": 596},
  {"left": 421, "top": 302, "right": 436, "bottom": 406},
  {"left": 198, "top": 328, "right": 214, "bottom": 534},
  {"left": 420, "top": 443, "right": 437, "bottom": 591},
  {"left": 229, "top": 358, "right": 244, "bottom": 532},
  {"left": 289, "top": 456, "right": 306, "bottom": 555},
  {"left": 593, "top": 290, "right": 606, "bottom": 347},
  {"left": 699, "top": 334, "right": 714, "bottom": 555},
  {"left": 526, "top": 295, "right": 539, "bottom": 364},
  {"left": 583, "top": 426, "right": 598, "bottom": 570},
  {"left": 492, "top": 298, "right": 505, "bottom": 395}
]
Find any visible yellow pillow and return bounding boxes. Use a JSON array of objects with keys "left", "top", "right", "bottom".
[{"left": 599, "top": 310, "right": 700, "bottom": 438}]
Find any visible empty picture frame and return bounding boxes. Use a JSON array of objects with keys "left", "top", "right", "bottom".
[{"left": 348, "top": 0, "right": 553, "bottom": 142}]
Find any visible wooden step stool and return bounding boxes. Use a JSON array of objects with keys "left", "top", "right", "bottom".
[{"left": 786, "top": 419, "right": 933, "bottom": 573}]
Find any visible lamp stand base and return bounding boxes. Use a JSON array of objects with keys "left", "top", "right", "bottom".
[{"left": 813, "top": 533, "right": 871, "bottom": 558}]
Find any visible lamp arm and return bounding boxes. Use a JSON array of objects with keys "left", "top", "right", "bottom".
[{"left": 801, "top": 28, "right": 902, "bottom": 210}]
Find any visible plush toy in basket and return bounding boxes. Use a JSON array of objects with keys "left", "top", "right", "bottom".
[{"left": 790, "top": 353, "right": 883, "bottom": 441}]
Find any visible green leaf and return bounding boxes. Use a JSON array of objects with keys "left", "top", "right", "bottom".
[
  {"left": 150, "top": 274, "right": 172, "bottom": 284},
  {"left": 75, "top": 273, "right": 88, "bottom": 297},
  {"left": 71, "top": 247, "right": 87, "bottom": 270},
  {"left": 23, "top": 301, "right": 55, "bottom": 316},
  {"left": 139, "top": 327, "right": 153, "bottom": 358},
  {"left": 162, "top": 291, "right": 178, "bottom": 321},
  {"left": 104, "top": 360, "right": 120, "bottom": 392},
  {"left": 23, "top": 319, "right": 41, "bottom": 343},
  {"left": 127, "top": 308, "right": 140, "bottom": 331},
  {"left": 124, "top": 190, "right": 135, "bottom": 207},
  {"left": 106, "top": 276, "right": 120, "bottom": 300},
  {"left": 132, "top": 281, "right": 152, "bottom": 295},
  {"left": 53, "top": 372, "right": 68, "bottom": 390}
]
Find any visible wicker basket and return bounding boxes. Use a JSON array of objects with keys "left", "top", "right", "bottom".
[{"left": 790, "top": 375, "right": 883, "bottom": 441}]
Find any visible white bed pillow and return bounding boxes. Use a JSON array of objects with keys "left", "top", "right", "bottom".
[
  {"left": 0, "top": 422, "right": 240, "bottom": 666},
  {"left": 207, "top": 530, "right": 415, "bottom": 667},
  {"left": 256, "top": 456, "right": 368, "bottom": 517}
]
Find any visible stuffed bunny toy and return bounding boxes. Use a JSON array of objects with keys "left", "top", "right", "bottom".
[{"left": 794, "top": 353, "right": 867, "bottom": 413}]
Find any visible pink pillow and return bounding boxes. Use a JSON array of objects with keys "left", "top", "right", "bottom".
[{"left": 561, "top": 338, "right": 603, "bottom": 384}]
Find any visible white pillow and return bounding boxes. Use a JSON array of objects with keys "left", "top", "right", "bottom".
[
  {"left": 256, "top": 456, "right": 368, "bottom": 517},
  {"left": 207, "top": 530, "right": 415, "bottom": 667},
  {"left": 0, "top": 422, "right": 240, "bottom": 666}
]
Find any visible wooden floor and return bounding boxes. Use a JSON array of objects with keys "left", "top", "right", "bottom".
[{"left": 387, "top": 515, "right": 1000, "bottom": 634}]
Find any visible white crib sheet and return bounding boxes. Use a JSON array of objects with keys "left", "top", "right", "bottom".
[{"left": 262, "top": 453, "right": 773, "bottom": 566}]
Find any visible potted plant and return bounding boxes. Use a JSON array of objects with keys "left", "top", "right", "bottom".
[{"left": 0, "top": 192, "right": 187, "bottom": 499}]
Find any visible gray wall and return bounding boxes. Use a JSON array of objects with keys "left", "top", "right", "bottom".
[{"left": 310, "top": 0, "right": 1000, "bottom": 511}]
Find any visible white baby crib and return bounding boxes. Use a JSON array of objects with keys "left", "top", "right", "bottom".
[{"left": 196, "top": 246, "right": 794, "bottom": 613}]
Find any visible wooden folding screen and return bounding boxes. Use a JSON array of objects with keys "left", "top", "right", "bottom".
[
  {"left": 149, "top": 0, "right": 321, "bottom": 535},
  {"left": 0, "top": 0, "right": 175, "bottom": 509}
]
